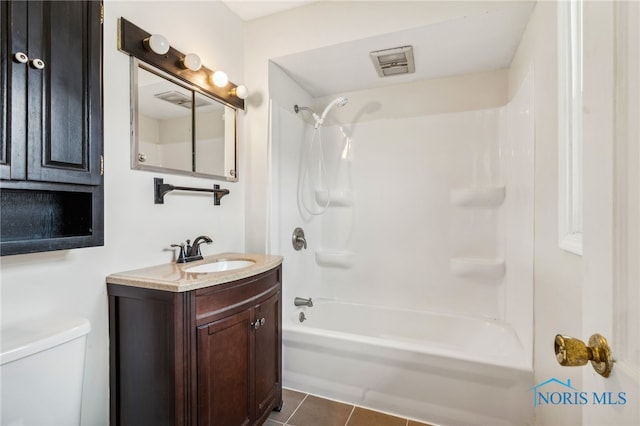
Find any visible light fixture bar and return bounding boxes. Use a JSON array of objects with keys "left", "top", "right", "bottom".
[{"left": 117, "top": 17, "right": 245, "bottom": 110}]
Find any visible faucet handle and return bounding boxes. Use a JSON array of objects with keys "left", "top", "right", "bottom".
[
  {"left": 292, "top": 228, "right": 307, "bottom": 251},
  {"left": 171, "top": 243, "right": 187, "bottom": 263}
]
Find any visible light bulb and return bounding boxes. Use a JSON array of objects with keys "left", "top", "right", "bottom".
[
  {"left": 232, "top": 85, "right": 249, "bottom": 100},
  {"left": 144, "top": 34, "right": 170, "bottom": 55},
  {"left": 181, "top": 53, "right": 202, "bottom": 71},
  {"left": 212, "top": 70, "right": 228, "bottom": 88}
]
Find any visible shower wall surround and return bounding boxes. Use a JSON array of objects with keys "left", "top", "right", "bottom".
[{"left": 270, "top": 70, "right": 534, "bottom": 360}]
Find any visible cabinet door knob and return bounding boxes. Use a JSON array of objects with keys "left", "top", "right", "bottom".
[
  {"left": 13, "top": 52, "right": 29, "bottom": 64},
  {"left": 30, "top": 58, "right": 45, "bottom": 70},
  {"left": 260, "top": 317, "right": 266, "bottom": 326},
  {"left": 251, "top": 320, "right": 260, "bottom": 330}
]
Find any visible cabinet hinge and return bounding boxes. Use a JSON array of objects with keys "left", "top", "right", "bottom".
[
  {"left": 100, "top": 155, "right": 104, "bottom": 176},
  {"left": 100, "top": 4, "right": 104, "bottom": 25}
]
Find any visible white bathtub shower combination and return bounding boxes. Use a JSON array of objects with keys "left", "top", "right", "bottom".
[
  {"left": 269, "top": 61, "right": 534, "bottom": 425},
  {"left": 285, "top": 299, "right": 531, "bottom": 425}
]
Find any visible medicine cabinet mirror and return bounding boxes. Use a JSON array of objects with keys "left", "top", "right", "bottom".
[{"left": 131, "top": 60, "right": 237, "bottom": 181}]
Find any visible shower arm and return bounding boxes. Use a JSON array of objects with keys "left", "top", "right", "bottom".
[
  {"left": 296, "top": 97, "right": 348, "bottom": 128},
  {"left": 294, "top": 104, "right": 320, "bottom": 123}
]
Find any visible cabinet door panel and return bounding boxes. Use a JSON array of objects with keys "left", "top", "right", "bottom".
[
  {"left": 1, "top": 1, "right": 28, "bottom": 180},
  {"left": 26, "top": 1, "right": 102, "bottom": 185},
  {"left": 254, "top": 291, "right": 281, "bottom": 419},
  {"left": 198, "top": 310, "right": 252, "bottom": 426}
]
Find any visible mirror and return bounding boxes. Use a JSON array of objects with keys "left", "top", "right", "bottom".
[{"left": 131, "top": 59, "right": 237, "bottom": 181}]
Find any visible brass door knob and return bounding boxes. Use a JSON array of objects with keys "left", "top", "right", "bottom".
[{"left": 554, "top": 334, "right": 614, "bottom": 377}]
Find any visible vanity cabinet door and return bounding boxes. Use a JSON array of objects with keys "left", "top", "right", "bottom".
[
  {"left": 197, "top": 309, "right": 253, "bottom": 426},
  {"left": 253, "top": 291, "right": 282, "bottom": 424}
]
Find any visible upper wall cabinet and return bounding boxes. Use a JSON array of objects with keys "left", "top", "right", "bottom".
[
  {"left": 0, "top": 1, "right": 104, "bottom": 256},
  {"left": 1, "top": 1, "right": 102, "bottom": 185}
]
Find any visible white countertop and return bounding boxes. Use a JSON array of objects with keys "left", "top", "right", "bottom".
[{"left": 106, "top": 253, "right": 283, "bottom": 293}]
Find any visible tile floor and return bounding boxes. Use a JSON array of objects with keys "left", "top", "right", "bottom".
[{"left": 267, "top": 389, "right": 434, "bottom": 426}]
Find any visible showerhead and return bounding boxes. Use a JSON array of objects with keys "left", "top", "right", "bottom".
[
  {"left": 336, "top": 96, "right": 349, "bottom": 107},
  {"left": 315, "top": 96, "right": 349, "bottom": 128},
  {"left": 321, "top": 97, "right": 349, "bottom": 119}
]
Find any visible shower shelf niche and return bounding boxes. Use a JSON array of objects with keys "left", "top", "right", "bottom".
[
  {"left": 450, "top": 185, "right": 505, "bottom": 208},
  {"left": 315, "top": 250, "right": 355, "bottom": 268},
  {"left": 314, "top": 191, "right": 353, "bottom": 207},
  {"left": 450, "top": 257, "right": 505, "bottom": 280}
]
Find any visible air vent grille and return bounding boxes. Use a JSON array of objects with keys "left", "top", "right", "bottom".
[
  {"left": 370, "top": 46, "right": 415, "bottom": 77},
  {"left": 154, "top": 91, "right": 211, "bottom": 109}
]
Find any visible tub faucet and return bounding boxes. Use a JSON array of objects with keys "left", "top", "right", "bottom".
[{"left": 294, "top": 297, "right": 313, "bottom": 307}]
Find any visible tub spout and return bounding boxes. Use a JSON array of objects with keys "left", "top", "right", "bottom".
[{"left": 294, "top": 297, "right": 313, "bottom": 307}]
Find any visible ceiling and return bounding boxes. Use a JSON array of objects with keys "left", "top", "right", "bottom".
[
  {"left": 270, "top": 2, "right": 535, "bottom": 97},
  {"left": 222, "top": 0, "right": 318, "bottom": 21}
]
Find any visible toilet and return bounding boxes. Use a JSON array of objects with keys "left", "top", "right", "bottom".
[{"left": 1, "top": 316, "right": 91, "bottom": 426}]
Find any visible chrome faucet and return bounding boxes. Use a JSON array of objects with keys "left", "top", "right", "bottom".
[
  {"left": 294, "top": 297, "right": 313, "bottom": 307},
  {"left": 172, "top": 235, "right": 213, "bottom": 263}
]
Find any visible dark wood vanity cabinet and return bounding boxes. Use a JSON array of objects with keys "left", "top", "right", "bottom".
[
  {"left": 108, "top": 266, "right": 283, "bottom": 426},
  {"left": 0, "top": 1, "right": 104, "bottom": 255}
]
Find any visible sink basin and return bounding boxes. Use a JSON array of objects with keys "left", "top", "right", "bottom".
[{"left": 184, "top": 259, "right": 255, "bottom": 274}]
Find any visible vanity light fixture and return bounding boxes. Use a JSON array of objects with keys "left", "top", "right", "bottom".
[
  {"left": 118, "top": 18, "right": 245, "bottom": 109},
  {"left": 143, "top": 34, "right": 170, "bottom": 55},
  {"left": 212, "top": 70, "right": 229, "bottom": 88},
  {"left": 180, "top": 53, "right": 202, "bottom": 71},
  {"left": 230, "top": 85, "right": 249, "bottom": 100}
]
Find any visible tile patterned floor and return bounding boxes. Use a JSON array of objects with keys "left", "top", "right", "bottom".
[{"left": 267, "top": 389, "right": 434, "bottom": 426}]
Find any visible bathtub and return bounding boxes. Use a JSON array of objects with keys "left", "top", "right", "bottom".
[{"left": 282, "top": 299, "right": 534, "bottom": 426}]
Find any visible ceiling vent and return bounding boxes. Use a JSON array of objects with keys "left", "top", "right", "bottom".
[
  {"left": 370, "top": 46, "right": 415, "bottom": 78},
  {"left": 154, "top": 91, "right": 211, "bottom": 109}
]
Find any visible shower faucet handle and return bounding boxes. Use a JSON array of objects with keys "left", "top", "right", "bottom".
[{"left": 292, "top": 227, "right": 307, "bottom": 250}]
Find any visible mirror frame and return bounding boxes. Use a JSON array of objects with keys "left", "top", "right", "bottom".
[
  {"left": 117, "top": 17, "right": 242, "bottom": 181},
  {"left": 130, "top": 59, "right": 238, "bottom": 181}
]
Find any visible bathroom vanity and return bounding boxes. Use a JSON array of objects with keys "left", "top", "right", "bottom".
[{"left": 107, "top": 254, "right": 283, "bottom": 426}]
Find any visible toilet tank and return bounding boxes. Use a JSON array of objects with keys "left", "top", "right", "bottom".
[{"left": 1, "top": 316, "right": 91, "bottom": 426}]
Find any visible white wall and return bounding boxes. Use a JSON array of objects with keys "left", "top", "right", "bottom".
[
  {"left": 509, "top": 2, "right": 584, "bottom": 425},
  {"left": 0, "top": 2, "right": 245, "bottom": 424}
]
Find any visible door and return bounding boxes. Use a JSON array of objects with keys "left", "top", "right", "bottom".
[
  {"left": 197, "top": 310, "right": 252, "bottom": 426},
  {"left": 582, "top": 1, "right": 639, "bottom": 424},
  {"left": 1, "top": 0, "right": 26, "bottom": 180},
  {"left": 253, "top": 292, "right": 281, "bottom": 421}
]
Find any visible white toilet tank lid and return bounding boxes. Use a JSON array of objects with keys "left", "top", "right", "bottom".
[{"left": 0, "top": 316, "right": 91, "bottom": 366}]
